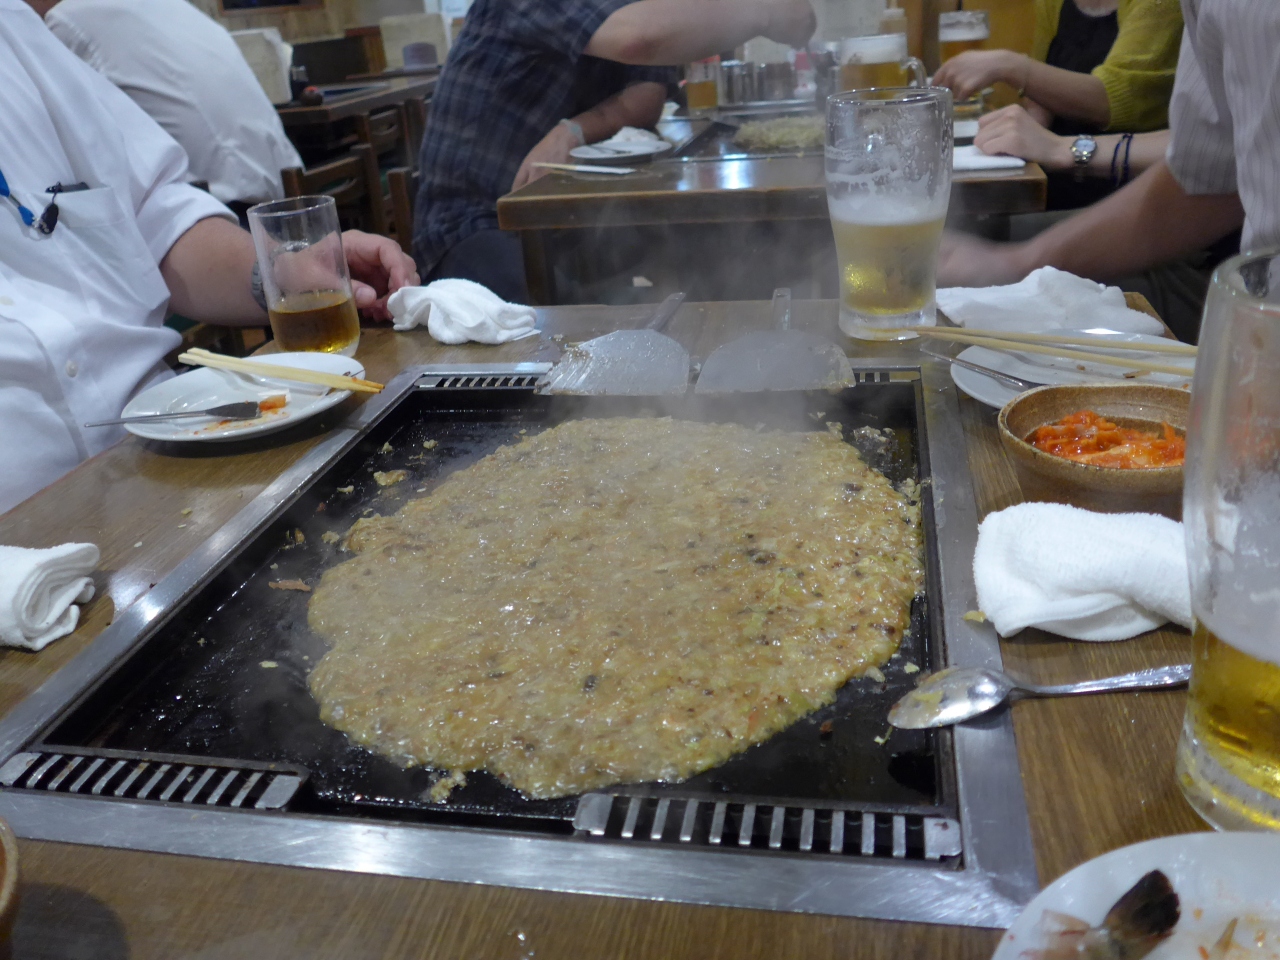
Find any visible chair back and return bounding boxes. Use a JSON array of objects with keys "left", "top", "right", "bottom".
[
  {"left": 387, "top": 166, "right": 420, "bottom": 255},
  {"left": 280, "top": 143, "right": 387, "bottom": 235},
  {"left": 379, "top": 13, "right": 449, "bottom": 68},
  {"left": 354, "top": 106, "right": 412, "bottom": 168}
]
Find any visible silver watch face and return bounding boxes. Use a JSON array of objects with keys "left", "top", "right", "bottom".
[{"left": 1071, "top": 136, "right": 1098, "bottom": 163}]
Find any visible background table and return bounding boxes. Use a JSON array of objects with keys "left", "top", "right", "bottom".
[
  {"left": 276, "top": 76, "right": 435, "bottom": 166},
  {"left": 0, "top": 303, "right": 1197, "bottom": 959},
  {"left": 497, "top": 159, "right": 1046, "bottom": 305}
]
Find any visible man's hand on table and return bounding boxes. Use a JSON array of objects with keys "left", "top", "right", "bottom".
[
  {"left": 342, "top": 229, "right": 420, "bottom": 322},
  {"left": 511, "top": 124, "right": 579, "bottom": 191},
  {"left": 974, "top": 104, "right": 1074, "bottom": 171},
  {"left": 936, "top": 231, "right": 1032, "bottom": 288}
]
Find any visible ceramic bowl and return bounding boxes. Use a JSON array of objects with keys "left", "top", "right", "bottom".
[
  {"left": 998, "top": 383, "right": 1189, "bottom": 518},
  {"left": 0, "top": 817, "right": 19, "bottom": 952}
]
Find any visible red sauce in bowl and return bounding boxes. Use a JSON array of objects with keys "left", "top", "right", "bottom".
[{"left": 1029, "top": 410, "right": 1185, "bottom": 469}]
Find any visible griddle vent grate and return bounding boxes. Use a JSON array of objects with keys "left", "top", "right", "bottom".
[
  {"left": 572, "top": 794, "right": 961, "bottom": 862},
  {"left": 420, "top": 373, "right": 544, "bottom": 390},
  {"left": 0, "top": 750, "right": 305, "bottom": 810}
]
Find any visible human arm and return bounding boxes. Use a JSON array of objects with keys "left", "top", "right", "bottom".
[
  {"left": 511, "top": 81, "right": 666, "bottom": 190},
  {"left": 160, "top": 217, "right": 419, "bottom": 324},
  {"left": 932, "top": 51, "right": 1111, "bottom": 128},
  {"left": 974, "top": 104, "right": 1169, "bottom": 176},
  {"left": 936, "top": 161, "right": 1244, "bottom": 288},
  {"left": 583, "top": 0, "right": 815, "bottom": 65}
]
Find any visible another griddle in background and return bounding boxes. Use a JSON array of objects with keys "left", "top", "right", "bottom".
[
  {"left": 663, "top": 109, "right": 824, "bottom": 162},
  {"left": 38, "top": 382, "right": 952, "bottom": 834}
]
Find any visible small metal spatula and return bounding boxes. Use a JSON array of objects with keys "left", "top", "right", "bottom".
[
  {"left": 540, "top": 292, "right": 689, "bottom": 396},
  {"left": 695, "top": 288, "right": 853, "bottom": 394}
]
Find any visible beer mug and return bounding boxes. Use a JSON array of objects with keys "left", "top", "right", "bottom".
[
  {"left": 1177, "top": 250, "right": 1280, "bottom": 830},
  {"left": 837, "top": 33, "right": 926, "bottom": 93},
  {"left": 248, "top": 195, "right": 360, "bottom": 357},
  {"left": 825, "top": 87, "right": 953, "bottom": 340},
  {"left": 685, "top": 56, "right": 720, "bottom": 115},
  {"left": 938, "top": 11, "right": 990, "bottom": 121}
]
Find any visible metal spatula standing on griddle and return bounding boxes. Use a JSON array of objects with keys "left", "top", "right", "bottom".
[
  {"left": 695, "top": 288, "right": 853, "bottom": 394},
  {"left": 540, "top": 292, "right": 689, "bottom": 395}
]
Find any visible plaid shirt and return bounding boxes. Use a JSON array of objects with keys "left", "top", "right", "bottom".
[{"left": 413, "top": 0, "right": 677, "bottom": 273}]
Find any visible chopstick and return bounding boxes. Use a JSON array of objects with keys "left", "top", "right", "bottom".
[
  {"left": 179, "top": 348, "right": 384, "bottom": 393},
  {"left": 531, "top": 162, "right": 635, "bottom": 175},
  {"left": 909, "top": 331, "right": 1194, "bottom": 377},
  {"left": 917, "top": 327, "right": 1198, "bottom": 356}
]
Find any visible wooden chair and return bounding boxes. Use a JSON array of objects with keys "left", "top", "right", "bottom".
[
  {"left": 354, "top": 105, "right": 413, "bottom": 169},
  {"left": 386, "top": 166, "right": 420, "bottom": 255},
  {"left": 281, "top": 142, "right": 387, "bottom": 235}
]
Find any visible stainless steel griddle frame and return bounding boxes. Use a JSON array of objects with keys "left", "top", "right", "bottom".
[{"left": 0, "top": 358, "right": 1038, "bottom": 928}]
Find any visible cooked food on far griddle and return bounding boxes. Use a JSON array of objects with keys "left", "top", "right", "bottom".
[
  {"left": 307, "top": 417, "right": 923, "bottom": 799},
  {"left": 733, "top": 115, "right": 825, "bottom": 152}
]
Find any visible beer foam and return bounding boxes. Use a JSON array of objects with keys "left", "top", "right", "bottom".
[
  {"left": 938, "top": 24, "right": 988, "bottom": 42},
  {"left": 828, "top": 195, "right": 942, "bottom": 225},
  {"left": 839, "top": 33, "right": 907, "bottom": 64}
]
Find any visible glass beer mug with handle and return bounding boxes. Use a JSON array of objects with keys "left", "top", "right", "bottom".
[
  {"left": 825, "top": 86, "right": 953, "bottom": 340},
  {"left": 837, "top": 33, "right": 926, "bottom": 93},
  {"left": 248, "top": 195, "right": 361, "bottom": 357},
  {"left": 1178, "top": 250, "right": 1280, "bottom": 830}
]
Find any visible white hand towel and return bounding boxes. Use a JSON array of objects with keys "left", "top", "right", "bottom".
[
  {"left": 936, "top": 265, "right": 1166, "bottom": 335},
  {"left": 973, "top": 503, "right": 1192, "bottom": 641},
  {"left": 388, "top": 279, "right": 538, "bottom": 345},
  {"left": 602, "top": 126, "right": 664, "bottom": 144},
  {"left": 0, "top": 543, "right": 99, "bottom": 651},
  {"left": 953, "top": 145, "right": 1026, "bottom": 171}
]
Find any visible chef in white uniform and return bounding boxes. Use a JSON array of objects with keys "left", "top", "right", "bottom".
[{"left": 0, "top": 0, "right": 416, "bottom": 515}]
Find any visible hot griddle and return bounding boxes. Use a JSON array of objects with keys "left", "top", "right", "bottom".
[
  {"left": 37, "top": 380, "right": 953, "bottom": 833},
  {"left": 670, "top": 111, "right": 824, "bottom": 162}
]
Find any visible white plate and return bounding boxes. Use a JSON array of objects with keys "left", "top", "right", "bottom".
[
  {"left": 121, "top": 352, "right": 364, "bottom": 443},
  {"left": 570, "top": 140, "right": 672, "bottom": 164},
  {"left": 949, "top": 328, "right": 1195, "bottom": 409},
  {"left": 992, "top": 832, "right": 1280, "bottom": 960}
]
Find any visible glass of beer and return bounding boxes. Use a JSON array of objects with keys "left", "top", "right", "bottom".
[
  {"left": 938, "top": 11, "right": 990, "bottom": 120},
  {"left": 247, "top": 195, "right": 360, "bottom": 357},
  {"left": 1177, "top": 250, "right": 1280, "bottom": 831},
  {"left": 837, "top": 33, "right": 926, "bottom": 93},
  {"left": 825, "top": 86, "right": 953, "bottom": 340},
  {"left": 685, "top": 56, "right": 720, "bottom": 115}
]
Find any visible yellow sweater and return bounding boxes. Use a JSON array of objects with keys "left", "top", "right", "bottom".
[{"left": 1031, "top": 0, "right": 1183, "bottom": 131}]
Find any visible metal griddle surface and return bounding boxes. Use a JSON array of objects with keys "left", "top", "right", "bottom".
[
  {"left": 41, "top": 384, "right": 951, "bottom": 830},
  {"left": 670, "top": 112, "right": 824, "bottom": 162}
]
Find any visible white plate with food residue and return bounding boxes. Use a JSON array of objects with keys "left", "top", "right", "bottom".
[
  {"left": 992, "top": 832, "right": 1280, "bottom": 960},
  {"left": 121, "top": 352, "right": 364, "bottom": 443}
]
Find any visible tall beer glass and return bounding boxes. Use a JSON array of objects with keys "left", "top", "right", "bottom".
[
  {"left": 826, "top": 87, "right": 952, "bottom": 340},
  {"left": 248, "top": 195, "right": 360, "bottom": 357},
  {"left": 938, "top": 11, "right": 990, "bottom": 120},
  {"left": 1177, "top": 250, "right": 1280, "bottom": 830},
  {"left": 837, "top": 33, "right": 926, "bottom": 92}
]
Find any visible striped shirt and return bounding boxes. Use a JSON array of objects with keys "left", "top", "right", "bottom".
[
  {"left": 412, "top": 0, "right": 677, "bottom": 274},
  {"left": 1166, "top": 0, "right": 1280, "bottom": 250}
]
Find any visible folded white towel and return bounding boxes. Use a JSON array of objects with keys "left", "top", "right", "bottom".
[
  {"left": 602, "top": 126, "right": 664, "bottom": 145},
  {"left": 388, "top": 279, "right": 538, "bottom": 345},
  {"left": 937, "top": 265, "right": 1166, "bottom": 335},
  {"left": 953, "top": 145, "right": 1026, "bottom": 171},
  {"left": 0, "top": 543, "right": 99, "bottom": 651},
  {"left": 973, "top": 503, "right": 1192, "bottom": 641}
]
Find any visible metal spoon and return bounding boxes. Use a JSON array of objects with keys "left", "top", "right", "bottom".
[
  {"left": 84, "top": 400, "right": 264, "bottom": 427},
  {"left": 888, "top": 663, "right": 1191, "bottom": 729}
]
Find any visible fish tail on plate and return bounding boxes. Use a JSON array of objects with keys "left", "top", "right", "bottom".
[{"left": 1025, "top": 870, "right": 1179, "bottom": 960}]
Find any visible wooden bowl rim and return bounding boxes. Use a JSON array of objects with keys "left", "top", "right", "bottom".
[{"left": 0, "top": 817, "right": 19, "bottom": 922}]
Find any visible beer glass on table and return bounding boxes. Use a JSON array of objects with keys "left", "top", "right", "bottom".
[
  {"left": 837, "top": 33, "right": 925, "bottom": 93},
  {"left": 1178, "top": 250, "right": 1280, "bottom": 831},
  {"left": 938, "top": 11, "right": 990, "bottom": 121},
  {"left": 825, "top": 87, "right": 953, "bottom": 340},
  {"left": 685, "top": 56, "right": 720, "bottom": 115},
  {"left": 247, "top": 195, "right": 360, "bottom": 357}
]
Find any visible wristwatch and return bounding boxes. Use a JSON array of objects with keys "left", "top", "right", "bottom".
[{"left": 1070, "top": 135, "right": 1098, "bottom": 182}]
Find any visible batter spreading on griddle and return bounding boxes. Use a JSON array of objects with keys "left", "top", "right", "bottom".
[{"left": 307, "top": 417, "right": 923, "bottom": 799}]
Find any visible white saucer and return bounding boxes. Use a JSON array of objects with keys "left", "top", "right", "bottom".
[
  {"left": 992, "top": 832, "right": 1280, "bottom": 960},
  {"left": 570, "top": 140, "right": 672, "bottom": 164},
  {"left": 949, "top": 328, "right": 1195, "bottom": 409},
  {"left": 122, "top": 352, "right": 364, "bottom": 442}
]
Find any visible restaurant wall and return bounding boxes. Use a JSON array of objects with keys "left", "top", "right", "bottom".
[{"left": 187, "top": 0, "right": 426, "bottom": 42}]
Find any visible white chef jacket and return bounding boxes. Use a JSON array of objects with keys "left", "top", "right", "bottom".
[
  {"left": 0, "top": 0, "right": 233, "bottom": 515},
  {"left": 45, "top": 0, "right": 304, "bottom": 205}
]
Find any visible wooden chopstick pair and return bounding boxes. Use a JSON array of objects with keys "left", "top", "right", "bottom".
[
  {"left": 178, "top": 348, "right": 384, "bottom": 393},
  {"left": 908, "top": 328, "right": 1196, "bottom": 378}
]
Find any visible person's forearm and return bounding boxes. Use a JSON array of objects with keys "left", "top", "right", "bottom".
[
  {"left": 1016, "top": 161, "right": 1243, "bottom": 282},
  {"left": 160, "top": 216, "right": 266, "bottom": 325},
  {"left": 1018, "top": 57, "right": 1111, "bottom": 128},
  {"left": 1081, "top": 130, "right": 1169, "bottom": 178},
  {"left": 574, "top": 82, "right": 666, "bottom": 143},
  {"left": 586, "top": 0, "right": 771, "bottom": 65}
]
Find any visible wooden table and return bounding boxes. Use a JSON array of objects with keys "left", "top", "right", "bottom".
[
  {"left": 0, "top": 302, "right": 1199, "bottom": 959},
  {"left": 497, "top": 157, "right": 1046, "bottom": 304},
  {"left": 277, "top": 77, "right": 436, "bottom": 166}
]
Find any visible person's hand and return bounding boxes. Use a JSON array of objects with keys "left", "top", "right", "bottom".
[
  {"left": 932, "top": 50, "right": 1024, "bottom": 102},
  {"left": 761, "top": 0, "right": 817, "bottom": 49},
  {"left": 342, "top": 229, "right": 419, "bottom": 322},
  {"left": 936, "top": 230, "right": 1031, "bottom": 288},
  {"left": 511, "top": 123, "right": 580, "bottom": 192},
  {"left": 974, "top": 104, "right": 1074, "bottom": 170}
]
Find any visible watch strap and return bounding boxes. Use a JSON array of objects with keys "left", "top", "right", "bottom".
[{"left": 558, "top": 118, "right": 586, "bottom": 147}]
